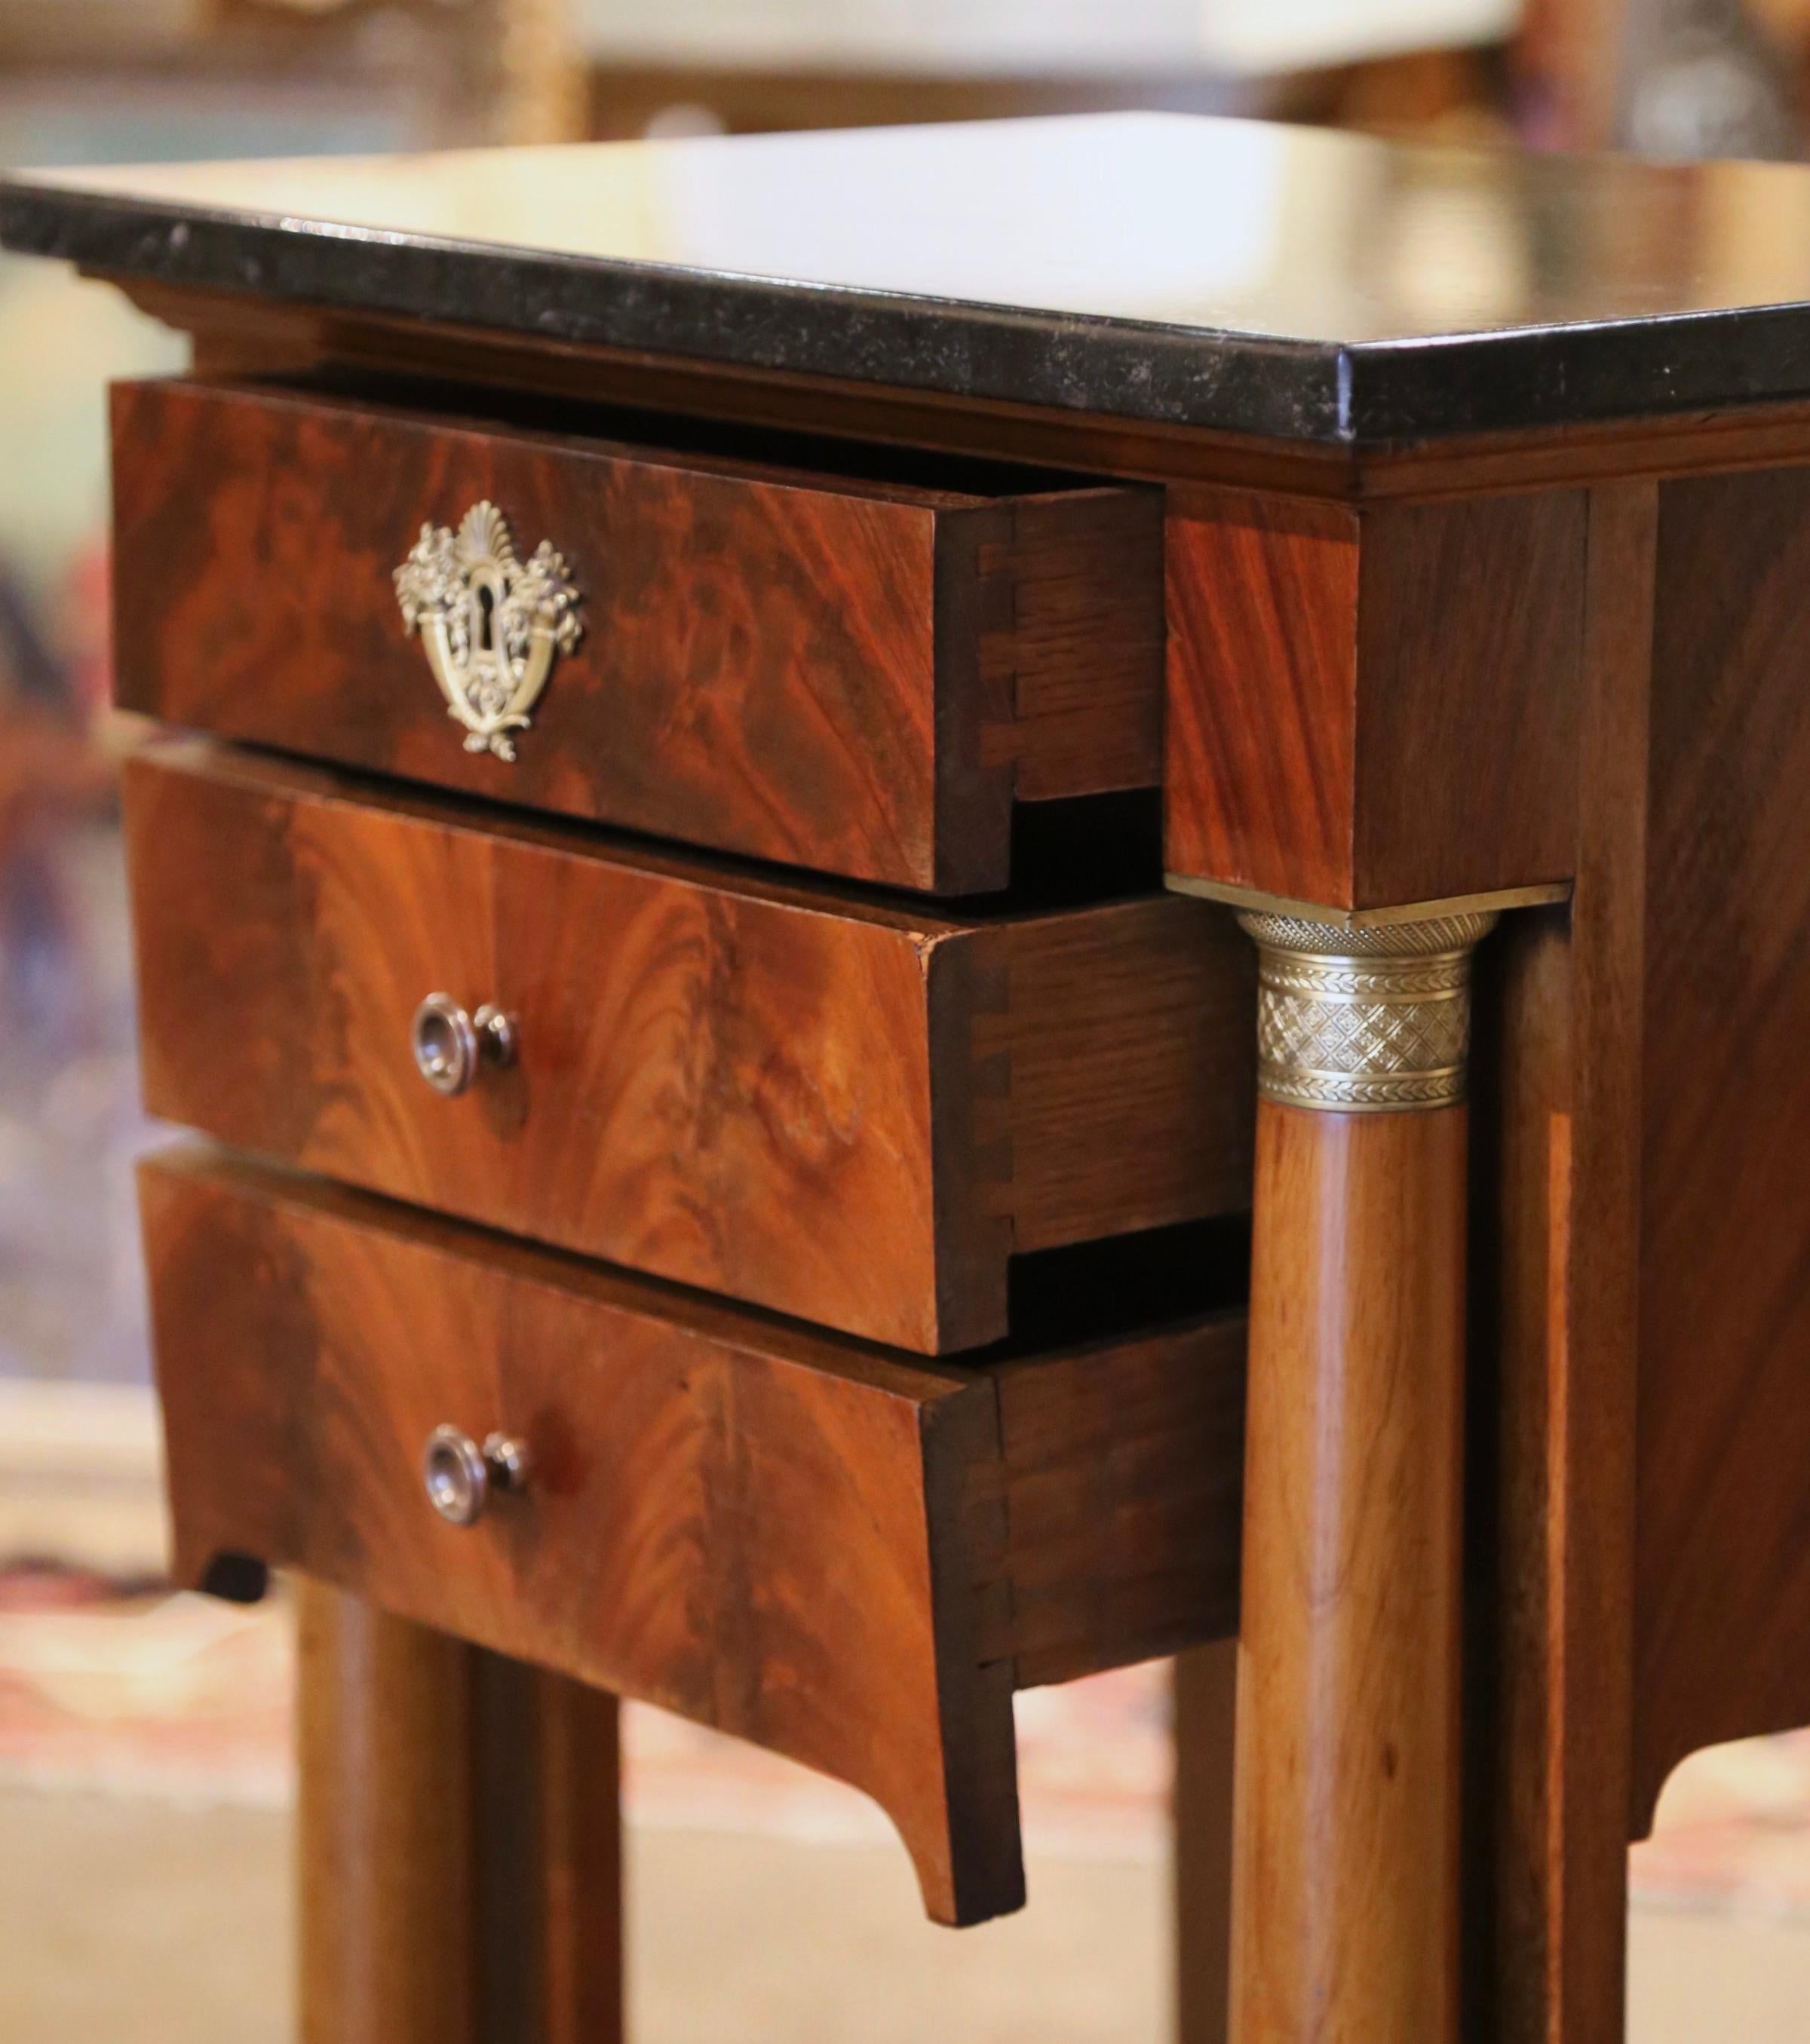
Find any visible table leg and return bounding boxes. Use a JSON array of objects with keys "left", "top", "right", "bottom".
[
  {"left": 474, "top": 1645, "right": 624, "bottom": 2044},
  {"left": 1226, "top": 910, "right": 1496, "bottom": 2044},
  {"left": 1173, "top": 1639, "right": 1237, "bottom": 2044},
  {"left": 298, "top": 1581, "right": 482, "bottom": 2044},
  {"left": 296, "top": 1580, "right": 623, "bottom": 2044}
]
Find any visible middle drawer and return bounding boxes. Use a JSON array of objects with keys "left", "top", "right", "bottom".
[{"left": 125, "top": 744, "right": 1254, "bottom": 1353}]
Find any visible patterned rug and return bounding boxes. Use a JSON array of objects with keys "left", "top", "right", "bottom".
[{"left": 2, "top": 1562, "right": 1806, "bottom": 1911}]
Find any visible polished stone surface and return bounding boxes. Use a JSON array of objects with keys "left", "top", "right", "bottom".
[{"left": 11, "top": 114, "right": 1810, "bottom": 443}]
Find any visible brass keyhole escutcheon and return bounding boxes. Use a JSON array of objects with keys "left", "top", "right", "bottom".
[{"left": 394, "top": 501, "right": 583, "bottom": 762}]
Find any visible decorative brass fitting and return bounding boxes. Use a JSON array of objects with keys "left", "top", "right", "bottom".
[{"left": 1236, "top": 910, "right": 1500, "bottom": 1113}]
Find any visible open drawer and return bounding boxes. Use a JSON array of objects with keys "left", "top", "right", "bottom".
[
  {"left": 142, "top": 1149, "right": 1247, "bottom": 1926},
  {"left": 124, "top": 743, "right": 1255, "bottom": 1353},
  {"left": 111, "top": 375, "right": 1164, "bottom": 893}
]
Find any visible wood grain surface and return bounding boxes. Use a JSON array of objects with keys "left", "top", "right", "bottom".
[
  {"left": 1468, "top": 483, "right": 1655, "bottom": 2044},
  {"left": 111, "top": 375, "right": 1163, "bottom": 893},
  {"left": 124, "top": 742, "right": 1252, "bottom": 1352},
  {"left": 1164, "top": 486, "right": 1587, "bottom": 909},
  {"left": 1230, "top": 1105, "right": 1468, "bottom": 2044},
  {"left": 1634, "top": 466, "right": 1810, "bottom": 1822},
  {"left": 143, "top": 1148, "right": 1248, "bottom": 1927},
  {"left": 298, "top": 1584, "right": 482, "bottom": 2044},
  {"left": 1173, "top": 1638, "right": 1238, "bottom": 2044},
  {"left": 472, "top": 1651, "right": 624, "bottom": 2044}
]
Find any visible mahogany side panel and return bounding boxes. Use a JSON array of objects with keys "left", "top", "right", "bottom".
[
  {"left": 968, "top": 1325, "right": 1246, "bottom": 1689},
  {"left": 1165, "top": 486, "right": 1587, "bottom": 910},
  {"left": 1352, "top": 493, "right": 1585, "bottom": 905},
  {"left": 1633, "top": 466, "right": 1810, "bottom": 1817},
  {"left": 1471, "top": 481, "right": 1652, "bottom": 2044},
  {"left": 111, "top": 376, "right": 1162, "bottom": 893},
  {"left": 124, "top": 743, "right": 1251, "bottom": 1353},
  {"left": 143, "top": 1149, "right": 1250, "bottom": 1926}
]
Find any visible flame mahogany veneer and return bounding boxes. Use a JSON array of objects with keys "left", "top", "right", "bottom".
[
  {"left": 111, "top": 375, "right": 1164, "bottom": 894},
  {"left": 124, "top": 741, "right": 1253, "bottom": 1354},
  {"left": 143, "top": 1148, "right": 1247, "bottom": 1928}
]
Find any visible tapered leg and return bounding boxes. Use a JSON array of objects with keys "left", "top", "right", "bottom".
[
  {"left": 1226, "top": 910, "right": 1494, "bottom": 2044},
  {"left": 296, "top": 1580, "right": 623, "bottom": 2044}
]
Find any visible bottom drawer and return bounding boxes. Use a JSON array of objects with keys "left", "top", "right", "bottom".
[{"left": 142, "top": 1149, "right": 1245, "bottom": 1927}]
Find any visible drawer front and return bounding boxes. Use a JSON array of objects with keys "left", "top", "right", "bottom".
[
  {"left": 124, "top": 745, "right": 1253, "bottom": 1353},
  {"left": 143, "top": 1150, "right": 1247, "bottom": 1927},
  {"left": 112, "top": 377, "right": 1163, "bottom": 892}
]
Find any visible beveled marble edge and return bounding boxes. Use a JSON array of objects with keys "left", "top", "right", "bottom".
[
  {"left": 0, "top": 176, "right": 1348, "bottom": 442},
  {"left": 7, "top": 170, "right": 1810, "bottom": 446}
]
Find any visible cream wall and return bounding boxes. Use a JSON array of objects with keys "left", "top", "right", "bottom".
[{"left": 576, "top": 0, "right": 1522, "bottom": 74}]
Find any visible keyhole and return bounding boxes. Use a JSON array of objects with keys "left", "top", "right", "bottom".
[{"left": 475, "top": 584, "right": 495, "bottom": 651}]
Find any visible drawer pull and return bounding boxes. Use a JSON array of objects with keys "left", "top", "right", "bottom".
[
  {"left": 394, "top": 500, "right": 584, "bottom": 763},
  {"left": 410, "top": 992, "right": 515, "bottom": 1098},
  {"left": 422, "top": 1425, "right": 529, "bottom": 1528}
]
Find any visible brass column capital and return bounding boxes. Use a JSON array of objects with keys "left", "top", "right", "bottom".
[{"left": 1236, "top": 909, "right": 1499, "bottom": 1113}]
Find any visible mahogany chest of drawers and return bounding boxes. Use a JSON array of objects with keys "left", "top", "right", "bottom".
[{"left": 10, "top": 112, "right": 1810, "bottom": 2044}]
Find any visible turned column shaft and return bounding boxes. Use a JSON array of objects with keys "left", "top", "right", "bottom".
[{"left": 1227, "top": 911, "right": 1493, "bottom": 2044}]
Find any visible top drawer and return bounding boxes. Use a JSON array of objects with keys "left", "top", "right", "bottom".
[{"left": 110, "top": 377, "right": 1163, "bottom": 892}]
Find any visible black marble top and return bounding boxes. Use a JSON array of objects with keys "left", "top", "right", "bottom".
[{"left": 10, "top": 113, "right": 1810, "bottom": 446}]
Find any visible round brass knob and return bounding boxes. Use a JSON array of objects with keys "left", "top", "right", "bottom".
[
  {"left": 422, "top": 1425, "right": 530, "bottom": 1528},
  {"left": 410, "top": 993, "right": 516, "bottom": 1097}
]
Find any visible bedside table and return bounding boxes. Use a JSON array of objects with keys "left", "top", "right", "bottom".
[{"left": 5, "top": 112, "right": 1809, "bottom": 2044}]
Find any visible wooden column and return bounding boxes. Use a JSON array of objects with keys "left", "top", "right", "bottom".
[
  {"left": 1226, "top": 910, "right": 1496, "bottom": 2044},
  {"left": 296, "top": 1580, "right": 623, "bottom": 2044}
]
